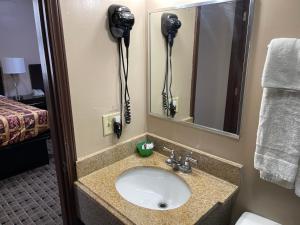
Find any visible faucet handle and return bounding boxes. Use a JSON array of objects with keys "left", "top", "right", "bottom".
[
  {"left": 178, "top": 152, "right": 198, "bottom": 173},
  {"left": 164, "top": 147, "right": 177, "bottom": 165},
  {"left": 184, "top": 152, "right": 198, "bottom": 166}
]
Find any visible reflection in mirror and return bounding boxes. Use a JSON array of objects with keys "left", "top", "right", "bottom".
[{"left": 149, "top": 0, "right": 253, "bottom": 137}]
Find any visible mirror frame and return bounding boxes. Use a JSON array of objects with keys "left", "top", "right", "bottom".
[{"left": 147, "top": 0, "right": 255, "bottom": 139}]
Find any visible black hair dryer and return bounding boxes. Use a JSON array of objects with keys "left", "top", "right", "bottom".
[
  {"left": 108, "top": 5, "right": 135, "bottom": 47},
  {"left": 108, "top": 5, "right": 135, "bottom": 138}
]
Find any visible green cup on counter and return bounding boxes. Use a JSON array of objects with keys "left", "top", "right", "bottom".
[{"left": 136, "top": 141, "right": 154, "bottom": 157}]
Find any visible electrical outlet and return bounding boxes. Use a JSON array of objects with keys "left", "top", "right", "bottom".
[
  {"left": 169, "top": 96, "right": 179, "bottom": 112},
  {"left": 102, "top": 112, "right": 120, "bottom": 136}
]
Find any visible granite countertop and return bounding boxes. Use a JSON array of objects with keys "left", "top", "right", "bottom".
[{"left": 77, "top": 152, "right": 238, "bottom": 225}]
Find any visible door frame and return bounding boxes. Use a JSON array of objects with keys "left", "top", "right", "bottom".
[
  {"left": 223, "top": 0, "right": 251, "bottom": 133},
  {"left": 190, "top": 7, "right": 201, "bottom": 119},
  {"left": 34, "top": 0, "right": 79, "bottom": 224}
]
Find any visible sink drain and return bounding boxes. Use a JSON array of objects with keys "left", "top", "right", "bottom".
[{"left": 158, "top": 202, "right": 168, "bottom": 209}]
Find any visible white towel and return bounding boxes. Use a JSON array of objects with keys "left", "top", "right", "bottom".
[
  {"left": 259, "top": 171, "right": 294, "bottom": 189},
  {"left": 262, "top": 38, "right": 300, "bottom": 90},
  {"left": 255, "top": 89, "right": 300, "bottom": 184},
  {"left": 254, "top": 38, "right": 300, "bottom": 194}
]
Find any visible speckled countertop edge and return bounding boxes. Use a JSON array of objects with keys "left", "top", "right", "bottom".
[
  {"left": 75, "top": 182, "right": 135, "bottom": 225},
  {"left": 77, "top": 152, "right": 238, "bottom": 225}
]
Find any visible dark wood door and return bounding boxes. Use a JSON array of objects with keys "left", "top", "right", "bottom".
[
  {"left": 0, "top": 67, "right": 4, "bottom": 95},
  {"left": 223, "top": 0, "right": 251, "bottom": 133}
]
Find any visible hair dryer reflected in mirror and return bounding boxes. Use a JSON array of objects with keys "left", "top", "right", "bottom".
[
  {"left": 108, "top": 5, "right": 135, "bottom": 138},
  {"left": 161, "top": 13, "right": 181, "bottom": 47},
  {"left": 161, "top": 13, "right": 181, "bottom": 118}
]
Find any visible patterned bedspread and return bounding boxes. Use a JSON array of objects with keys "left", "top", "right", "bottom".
[{"left": 0, "top": 96, "right": 49, "bottom": 147}]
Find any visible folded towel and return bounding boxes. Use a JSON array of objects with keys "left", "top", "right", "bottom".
[
  {"left": 255, "top": 89, "right": 300, "bottom": 186},
  {"left": 262, "top": 38, "right": 300, "bottom": 90},
  {"left": 255, "top": 38, "right": 300, "bottom": 192}
]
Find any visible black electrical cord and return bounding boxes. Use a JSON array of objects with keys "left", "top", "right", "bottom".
[
  {"left": 115, "top": 37, "right": 132, "bottom": 138},
  {"left": 118, "top": 39, "right": 123, "bottom": 127},
  {"left": 124, "top": 46, "right": 131, "bottom": 124},
  {"left": 162, "top": 39, "right": 176, "bottom": 118},
  {"left": 169, "top": 45, "right": 173, "bottom": 101},
  {"left": 169, "top": 45, "right": 176, "bottom": 118},
  {"left": 120, "top": 40, "right": 131, "bottom": 124},
  {"left": 114, "top": 39, "right": 123, "bottom": 139},
  {"left": 162, "top": 38, "right": 170, "bottom": 116}
]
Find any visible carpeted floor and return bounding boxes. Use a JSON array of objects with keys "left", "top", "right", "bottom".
[{"left": 0, "top": 155, "right": 63, "bottom": 225}]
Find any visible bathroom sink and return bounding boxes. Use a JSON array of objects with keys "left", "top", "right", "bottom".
[{"left": 115, "top": 167, "right": 191, "bottom": 210}]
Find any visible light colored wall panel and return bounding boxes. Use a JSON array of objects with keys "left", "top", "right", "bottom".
[{"left": 59, "top": 0, "right": 147, "bottom": 159}]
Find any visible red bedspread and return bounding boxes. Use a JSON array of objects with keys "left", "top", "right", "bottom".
[{"left": 0, "top": 96, "right": 49, "bottom": 147}]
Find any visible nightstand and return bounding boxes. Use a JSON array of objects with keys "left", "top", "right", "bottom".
[{"left": 15, "top": 94, "right": 47, "bottom": 110}]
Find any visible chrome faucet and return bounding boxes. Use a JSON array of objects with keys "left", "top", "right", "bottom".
[
  {"left": 165, "top": 148, "right": 181, "bottom": 171},
  {"left": 164, "top": 147, "right": 198, "bottom": 173}
]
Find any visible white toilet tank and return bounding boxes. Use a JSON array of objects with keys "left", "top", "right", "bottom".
[{"left": 236, "top": 212, "right": 281, "bottom": 225}]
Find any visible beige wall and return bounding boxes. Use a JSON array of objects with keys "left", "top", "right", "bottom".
[
  {"left": 59, "top": 0, "right": 147, "bottom": 159},
  {"left": 149, "top": 8, "right": 196, "bottom": 120},
  {"left": 0, "top": 0, "right": 40, "bottom": 96},
  {"left": 147, "top": 0, "right": 300, "bottom": 224}
]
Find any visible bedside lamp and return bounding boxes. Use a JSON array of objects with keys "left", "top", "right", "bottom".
[{"left": 1, "top": 57, "right": 26, "bottom": 100}]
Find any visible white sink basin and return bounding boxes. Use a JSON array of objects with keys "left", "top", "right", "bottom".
[{"left": 115, "top": 167, "right": 191, "bottom": 210}]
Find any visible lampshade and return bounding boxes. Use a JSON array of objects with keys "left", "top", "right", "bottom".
[{"left": 1, "top": 57, "right": 26, "bottom": 75}]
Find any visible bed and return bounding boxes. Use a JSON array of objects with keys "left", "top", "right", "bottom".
[{"left": 0, "top": 95, "right": 50, "bottom": 179}]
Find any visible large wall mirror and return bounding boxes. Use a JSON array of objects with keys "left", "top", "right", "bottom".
[{"left": 148, "top": 0, "right": 254, "bottom": 138}]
